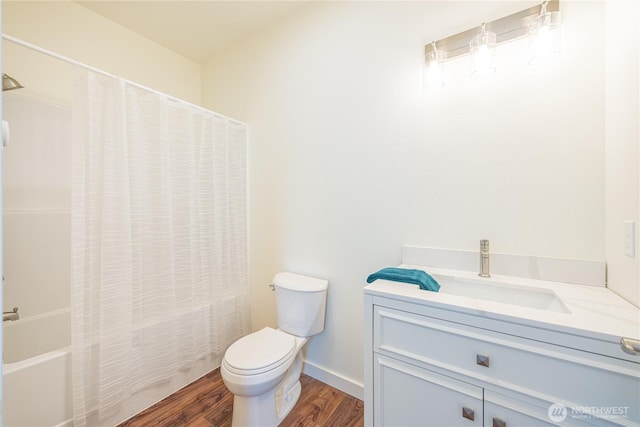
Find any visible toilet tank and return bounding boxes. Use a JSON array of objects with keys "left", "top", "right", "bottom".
[{"left": 273, "top": 272, "right": 328, "bottom": 337}]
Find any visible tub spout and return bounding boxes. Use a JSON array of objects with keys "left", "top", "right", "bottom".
[{"left": 3, "top": 307, "right": 19, "bottom": 322}]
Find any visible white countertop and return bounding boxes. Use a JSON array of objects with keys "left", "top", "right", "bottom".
[{"left": 364, "top": 264, "right": 640, "bottom": 361}]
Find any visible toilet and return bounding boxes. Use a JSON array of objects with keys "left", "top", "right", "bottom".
[{"left": 221, "top": 272, "right": 328, "bottom": 427}]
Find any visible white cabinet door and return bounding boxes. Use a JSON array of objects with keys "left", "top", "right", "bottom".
[{"left": 374, "top": 355, "right": 483, "bottom": 426}]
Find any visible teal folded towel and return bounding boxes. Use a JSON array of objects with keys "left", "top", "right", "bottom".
[{"left": 366, "top": 267, "right": 440, "bottom": 292}]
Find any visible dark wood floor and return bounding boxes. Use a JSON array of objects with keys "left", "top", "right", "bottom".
[{"left": 118, "top": 369, "right": 364, "bottom": 427}]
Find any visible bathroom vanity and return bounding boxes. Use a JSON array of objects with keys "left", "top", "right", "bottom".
[{"left": 364, "top": 262, "right": 640, "bottom": 427}]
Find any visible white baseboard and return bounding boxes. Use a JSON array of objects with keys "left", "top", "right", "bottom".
[{"left": 302, "top": 359, "right": 364, "bottom": 401}]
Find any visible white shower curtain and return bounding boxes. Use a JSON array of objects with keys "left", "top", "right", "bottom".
[{"left": 70, "top": 69, "right": 250, "bottom": 426}]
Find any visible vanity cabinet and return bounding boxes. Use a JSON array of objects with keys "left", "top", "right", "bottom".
[{"left": 364, "top": 292, "right": 640, "bottom": 427}]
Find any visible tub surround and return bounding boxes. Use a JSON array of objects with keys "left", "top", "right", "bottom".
[{"left": 3, "top": 308, "right": 70, "bottom": 364}]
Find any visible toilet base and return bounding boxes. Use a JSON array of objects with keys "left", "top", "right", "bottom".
[
  {"left": 231, "top": 380, "right": 301, "bottom": 427},
  {"left": 276, "top": 379, "right": 301, "bottom": 421},
  {"left": 231, "top": 388, "right": 277, "bottom": 427},
  {"left": 230, "top": 353, "right": 304, "bottom": 427}
]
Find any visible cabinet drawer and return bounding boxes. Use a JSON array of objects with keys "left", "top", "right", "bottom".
[
  {"left": 483, "top": 391, "right": 604, "bottom": 427},
  {"left": 375, "top": 354, "right": 483, "bottom": 426},
  {"left": 374, "top": 306, "right": 640, "bottom": 423},
  {"left": 484, "top": 400, "right": 557, "bottom": 427}
]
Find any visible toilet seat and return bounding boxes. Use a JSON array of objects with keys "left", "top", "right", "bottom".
[{"left": 223, "top": 327, "right": 296, "bottom": 376}]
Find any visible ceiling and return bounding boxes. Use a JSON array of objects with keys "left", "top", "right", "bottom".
[{"left": 75, "top": 1, "right": 307, "bottom": 63}]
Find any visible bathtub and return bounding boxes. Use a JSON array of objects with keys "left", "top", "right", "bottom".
[
  {"left": 2, "top": 306, "right": 228, "bottom": 427},
  {"left": 3, "top": 308, "right": 73, "bottom": 427}
]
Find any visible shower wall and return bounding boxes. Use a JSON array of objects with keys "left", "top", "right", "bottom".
[{"left": 2, "top": 94, "right": 71, "bottom": 319}]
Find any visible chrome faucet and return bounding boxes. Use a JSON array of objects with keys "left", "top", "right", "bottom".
[
  {"left": 479, "top": 239, "right": 491, "bottom": 278},
  {"left": 3, "top": 307, "right": 20, "bottom": 322}
]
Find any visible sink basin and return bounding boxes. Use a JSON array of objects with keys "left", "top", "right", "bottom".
[{"left": 435, "top": 275, "right": 570, "bottom": 313}]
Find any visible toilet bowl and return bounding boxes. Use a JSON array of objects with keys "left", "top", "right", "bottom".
[
  {"left": 221, "top": 272, "right": 328, "bottom": 427},
  {"left": 222, "top": 327, "right": 308, "bottom": 426}
]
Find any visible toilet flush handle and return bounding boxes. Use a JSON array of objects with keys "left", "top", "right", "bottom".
[{"left": 269, "top": 284, "right": 275, "bottom": 291}]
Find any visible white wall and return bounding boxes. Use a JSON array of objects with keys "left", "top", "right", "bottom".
[
  {"left": 2, "top": 1, "right": 201, "bottom": 105},
  {"left": 202, "top": 1, "right": 617, "bottom": 395},
  {"left": 605, "top": 0, "right": 640, "bottom": 307},
  {"left": 2, "top": 95, "right": 71, "bottom": 318}
]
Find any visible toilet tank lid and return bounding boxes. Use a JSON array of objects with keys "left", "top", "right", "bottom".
[{"left": 273, "top": 272, "right": 328, "bottom": 292}]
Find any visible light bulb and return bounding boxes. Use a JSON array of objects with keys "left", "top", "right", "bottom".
[
  {"left": 470, "top": 27, "right": 496, "bottom": 78},
  {"left": 423, "top": 45, "right": 446, "bottom": 89},
  {"left": 529, "top": 10, "right": 561, "bottom": 65}
]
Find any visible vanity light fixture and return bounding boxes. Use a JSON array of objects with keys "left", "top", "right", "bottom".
[
  {"left": 423, "top": 0, "right": 560, "bottom": 85},
  {"left": 528, "top": 1, "right": 562, "bottom": 65},
  {"left": 470, "top": 23, "right": 497, "bottom": 78},
  {"left": 423, "top": 41, "right": 446, "bottom": 89}
]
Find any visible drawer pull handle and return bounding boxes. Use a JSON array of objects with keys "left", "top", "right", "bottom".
[
  {"left": 620, "top": 337, "right": 640, "bottom": 356},
  {"left": 462, "top": 407, "right": 475, "bottom": 421},
  {"left": 476, "top": 354, "right": 490, "bottom": 367},
  {"left": 493, "top": 418, "right": 506, "bottom": 427}
]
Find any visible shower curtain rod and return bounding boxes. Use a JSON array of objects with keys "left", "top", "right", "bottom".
[{"left": 1, "top": 33, "right": 247, "bottom": 126}]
